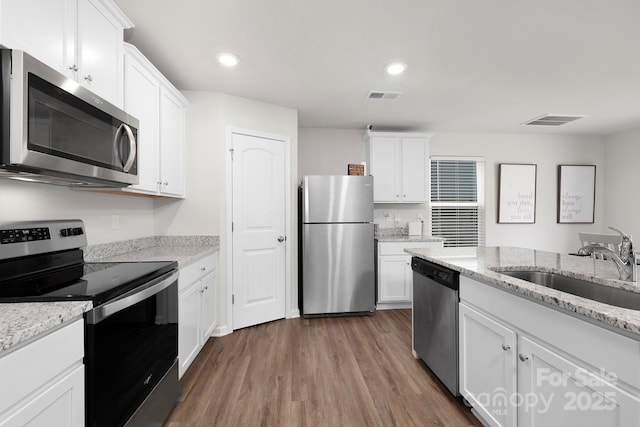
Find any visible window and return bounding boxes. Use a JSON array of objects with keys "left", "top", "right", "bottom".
[{"left": 430, "top": 157, "right": 485, "bottom": 247}]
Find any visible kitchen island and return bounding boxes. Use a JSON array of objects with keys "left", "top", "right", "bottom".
[
  {"left": 407, "top": 246, "right": 640, "bottom": 427},
  {"left": 405, "top": 246, "right": 640, "bottom": 337}
]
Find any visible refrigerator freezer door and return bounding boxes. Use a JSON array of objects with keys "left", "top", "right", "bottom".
[
  {"left": 303, "top": 175, "right": 374, "bottom": 223},
  {"left": 302, "top": 223, "right": 375, "bottom": 315}
]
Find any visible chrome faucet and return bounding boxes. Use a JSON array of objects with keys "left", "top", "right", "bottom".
[{"left": 577, "top": 227, "right": 637, "bottom": 282}]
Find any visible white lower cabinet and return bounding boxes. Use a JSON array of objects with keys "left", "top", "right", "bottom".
[
  {"left": 460, "top": 303, "right": 517, "bottom": 427},
  {"left": 377, "top": 240, "right": 443, "bottom": 309},
  {"left": 178, "top": 252, "right": 218, "bottom": 378},
  {"left": 459, "top": 276, "right": 640, "bottom": 427},
  {"left": 0, "top": 319, "right": 84, "bottom": 426}
]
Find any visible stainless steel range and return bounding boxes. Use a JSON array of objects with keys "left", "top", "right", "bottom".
[{"left": 0, "top": 219, "right": 179, "bottom": 427}]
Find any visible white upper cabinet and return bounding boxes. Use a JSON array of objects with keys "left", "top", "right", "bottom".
[
  {"left": 0, "top": 0, "right": 132, "bottom": 107},
  {"left": 365, "top": 131, "right": 430, "bottom": 203},
  {"left": 122, "top": 43, "right": 187, "bottom": 198},
  {"left": 124, "top": 44, "right": 160, "bottom": 194},
  {"left": 159, "top": 86, "right": 186, "bottom": 197}
]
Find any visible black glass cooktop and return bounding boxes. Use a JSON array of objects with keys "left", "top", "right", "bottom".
[{"left": 0, "top": 250, "right": 177, "bottom": 305}]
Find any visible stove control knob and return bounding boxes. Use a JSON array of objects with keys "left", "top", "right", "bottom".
[{"left": 60, "top": 228, "right": 69, "bottom": 237}]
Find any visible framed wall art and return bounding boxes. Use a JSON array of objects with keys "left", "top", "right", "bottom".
[
  {"left": 557, "top": 164, "right": 596, "bottom": 223},
  {"left": 498, "top": 163, "right": 537, "bottom": 224}
]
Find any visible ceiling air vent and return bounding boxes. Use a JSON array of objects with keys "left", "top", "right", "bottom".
[
  {"left": 367, "top": 91, "right": 402, "bottom": 100},
  {"left": 522, "top": 114, "right": 584, "bottom": 126}
]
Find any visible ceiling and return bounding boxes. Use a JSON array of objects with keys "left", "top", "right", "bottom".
[{"left": 114, "top": 0, "right": 640, "bottom": 135}]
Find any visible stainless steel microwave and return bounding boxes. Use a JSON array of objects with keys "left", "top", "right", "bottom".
[{"left": 0, "top": 48, "right": 139, "bottom": 187}]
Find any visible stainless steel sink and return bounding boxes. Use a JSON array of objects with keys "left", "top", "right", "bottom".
[{"left": 497, "top": 270, "right": 640, "bottom": 310}]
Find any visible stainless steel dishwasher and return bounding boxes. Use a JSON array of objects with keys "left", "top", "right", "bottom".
[{"left": 411, "top": 256, "right": 460, "bottom": 396}]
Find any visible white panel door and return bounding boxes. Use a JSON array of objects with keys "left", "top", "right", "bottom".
[
  {"left": 378, "top": 255, "right": 412, "bottom": 303},
  {"left": 159, "top": 86, "right": 185, "bottom": 197},
  {"left": 232, "top": 132, "right": 286, "bottom": 330},
  {"left": 517, "top": 336, "right": 639, "bottom": 427},
  {"left": 0, "top": 0, "right": 75, "bottom": 78},
  {"left": 401, "top": 137, "right": 428, "bottom": 202},
  {"left": 459, "top": 303, "right": 517, "bottom": 427},
  {"left": 124, "top": 50, "right": 160, "bottom": 193},
  {"left": 370, "top": 136, "right": 400, "bottom": 202},
  {"left": 77, "top": 0, "right": 123, "bottom": 106}
]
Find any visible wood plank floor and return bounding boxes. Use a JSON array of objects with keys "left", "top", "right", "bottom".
[{"left": 165, "top": 309, "right": 482, "bottom": 426}]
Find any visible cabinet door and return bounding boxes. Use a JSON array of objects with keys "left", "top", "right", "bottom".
[
  {"left": 0, "top": 0, "right": 76, "bottom": 78},
  {"left": 159, "top": 86, "right": 186, "bottom": 197},
  {"left": 200, "top": 270, "right": 217, "bottom": 343},
  {"left": 401, "top": 137, "right": 428, "bottom": 202},
  {"left": 178, "top": 281, "right": 201, "bottom": 379},
  {"left": 517, "top": 336, "right": 640, "bottom": 427},
  {"left": 459, "top": 303, "right": 517, "bottom": 427},
  {"left": 378, "top": 255, "right": 412, "bottom": 302},
  {"left": 124, "top": 50, "right": 160, "bottom": 194},
  {"left": 369, "top": 137, "right": 400, "bottom": 202},
  {"left": 0, "top": 365, "right": 84, "bottom": 427},
  {"left": 77, "top": 0, "right": 124, "bottom": 106}
]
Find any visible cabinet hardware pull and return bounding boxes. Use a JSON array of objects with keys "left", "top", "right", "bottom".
[
  {"left": 68, "top": 64, "right": 78, "bottom": 71},
  {"left": 501, "top": 343, "right": 511, "bottom": 351},
  {"left": 518, "top": 354, "right": 529, "bottom": 362},
  {"left": 84, "top": 75, "right": 93, "bottom": 82}
]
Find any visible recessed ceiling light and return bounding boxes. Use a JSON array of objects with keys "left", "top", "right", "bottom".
[
  {"left": 217, "top": 52, "right": 240, "bottom": 67},
  {"left": 386, "top": 62, "right": 407, "bottom": 75}
]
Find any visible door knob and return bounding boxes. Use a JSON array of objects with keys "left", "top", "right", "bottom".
[
  {"left": 277, "top": 236, "right": 286, "bottom": 242},
  {"left": 501, "top": 343, "right": 511, "bottom": 351}
]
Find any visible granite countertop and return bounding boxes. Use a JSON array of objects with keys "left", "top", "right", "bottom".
[
  {"left": 0, "top": 301, "right": 92, "bottom": 354},
  {"left": 405, "top": 246, "right": 640, "bottom": 338},
  {"left": 376, "top": 234, "right": 446, "bottom": 243},
  {"left": 84, "top": 235, "right": 220, "bottom": 267},
  {"left": 1, "top": 235, "right": 219, "bottom": 355}
]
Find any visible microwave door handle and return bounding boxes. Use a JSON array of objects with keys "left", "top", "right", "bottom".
[
  {"left": 114, "top": 123, "right": 125, "bottom": 168},
  {"left": 113, "top": 124, "right": 136, "bottom": 172},
  {"left": 121, "top": 124, "right": 136, "bottom": 172}
]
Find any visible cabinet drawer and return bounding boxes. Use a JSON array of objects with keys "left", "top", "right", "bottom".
[
  {"left": 0, "top": 319, "right": 84, "bottom": 415},
  {"left": 179, "top": 253, "right": 217, "bottom": 291},
  {"left": 378, "top": 241, "right": 441, "bottom": 256}
]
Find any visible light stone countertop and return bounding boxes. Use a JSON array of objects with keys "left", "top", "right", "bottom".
[
  {"left": 405, "top": 246, "right": 640, "bottom": 339},
  {"left": 0, "top": 301, "right": 92, "bottom": 354},
  {"left": 84, "top": 235, "right": 220, "bottom": 267},
  {"left": 376, "top": 235, "right": 446, "bottom": 243},
  {"left": 1, "top": 235, "right": 218, "bottom": 355}
]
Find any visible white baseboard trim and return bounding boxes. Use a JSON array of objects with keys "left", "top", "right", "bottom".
[
  {"left": 288, "top": 308, "right": 300, "bottom": 319},
  {"left": 212, "top": 324, "right": 232, "bottom": 337},
  {"left": 376, "top": 302, "right": 412, "bottom": 310}
]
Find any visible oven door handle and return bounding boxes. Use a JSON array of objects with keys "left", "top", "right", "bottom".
[{"left": 86, "top": 270, "right": 179, "bottom": 324}]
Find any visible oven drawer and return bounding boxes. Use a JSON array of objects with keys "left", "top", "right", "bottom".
[
  {"left": 0, "top": 319, "right": 84, "bottom": 416},
  {"left": 179, "top": 253, "right": 217, "bottom": 291}
]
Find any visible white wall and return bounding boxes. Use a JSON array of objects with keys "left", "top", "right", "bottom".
[
  {"left": 603, "top": 127, "right": 640, "bottom": 241},
  {"left": 0, "top": 180, "right": 155, "bottom": 245},
  {"left": 298, "top": 128, "right": 365, "bottom": 179},
  {"left": 298, "top": 128, "right": 606, "bottom": 253},
  {"left": 158, "top": 91, "right": 298, "bottom": 333},
  {"left": 431, "top": 133, "right": 605, "bottom": 253}
]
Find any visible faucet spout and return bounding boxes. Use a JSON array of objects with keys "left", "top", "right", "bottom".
[{"left": 577, "top": 227, "right": 637, "bottom": 282}]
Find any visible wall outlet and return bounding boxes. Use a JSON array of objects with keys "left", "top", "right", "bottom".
[{"left": 111, "top": 214, "right": 119, "bottom": 230}]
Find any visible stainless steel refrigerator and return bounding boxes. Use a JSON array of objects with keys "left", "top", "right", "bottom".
[{"left": 300, "top": 175, "right": 375, "bottom": 316}]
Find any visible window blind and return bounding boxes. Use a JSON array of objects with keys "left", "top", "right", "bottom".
[{"left": 430, "top": 158, "right": 485, "bottom": 247}]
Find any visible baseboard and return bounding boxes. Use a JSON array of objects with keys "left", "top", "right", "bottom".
[
  {"left": 288, "top": 308, "right": 300, "bottom": 319},
  {"left": 212, "top": 324, "right": 231, "bottom": 337},
  {"left": 377, "top": 302, "right": 412, "bottom": 310}
]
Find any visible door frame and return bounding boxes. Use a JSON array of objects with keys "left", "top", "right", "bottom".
[{"left": 225, "top": 127, "right": 292, "bottom": 332}]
